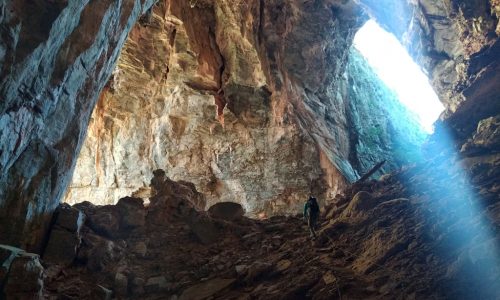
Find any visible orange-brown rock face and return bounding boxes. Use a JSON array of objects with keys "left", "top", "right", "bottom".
[
  {"left": 65, "top": 0, "right": 500, "bottom": 215},
  {"left": 65, "top": 0, "right": 364, "bottom": 215}
]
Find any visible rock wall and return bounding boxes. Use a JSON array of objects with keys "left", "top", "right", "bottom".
[
  {"left": 66, "top": 0, "right": 500, "bottom": 214},
  {"left": 0, "top": 0, "right": 157, "bottom": 250},
  {"left": 65, "top": 0, "right": 367, "bottom": 215}
]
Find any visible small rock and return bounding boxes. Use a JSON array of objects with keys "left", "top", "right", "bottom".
[
  {"left": 245, "top": 261, "right": 273, "bottom": 283},
  {"left": 275, "top": 259, "right": 292, "bottom": 273},
  {"left": 131, "top": 277, "right": 145, "bottom": 295},
  {"left": 91, "top": 285, "right": 112, "bottom": 300},
  {"left": 145, "top": 276, "right": 168, "bottom": 293},
  {"left": 235, "top": 265, "right": 248, "bottom": 276},
  {"left": 322, "top": 271, "right": 336, "bottom": 285},
  {"left": 114, "top": 272, "right": 128, "bottom": 295},
  {"left": 132, "top": 242, "right": 147, "bottom": 257}
]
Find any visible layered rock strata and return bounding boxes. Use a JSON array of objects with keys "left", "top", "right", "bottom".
[
  {"left": 0, "top": 0, "right": 157, "bottom": 250},
  {"left": 66, "top": 0, "right": 428, "bottom": 214},
  {"left": 65, "top": 0, "right": 365, "bottom": 215}
]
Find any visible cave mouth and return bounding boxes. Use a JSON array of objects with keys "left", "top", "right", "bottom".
[{"left": 353, "top": 20, "right": 444, "bottom": 133}]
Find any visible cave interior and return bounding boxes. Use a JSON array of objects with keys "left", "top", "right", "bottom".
[{"left": 0, "top": 0, "right": 499, "bottom": 299}]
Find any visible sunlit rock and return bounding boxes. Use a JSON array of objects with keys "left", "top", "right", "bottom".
[{"left": 0, "top": 0, "right": 158, "bottom": 250}]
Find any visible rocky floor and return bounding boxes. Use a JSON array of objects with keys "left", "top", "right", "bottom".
[{"left": 1, "top": 120, "right": 499, "bottom": 299}]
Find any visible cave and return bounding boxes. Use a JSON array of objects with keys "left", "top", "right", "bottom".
[{"left": 0, "top": 0, "right": 499, "bottom": 299}]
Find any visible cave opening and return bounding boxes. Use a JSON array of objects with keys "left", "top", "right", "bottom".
[{"left": 353, "top": 19, "right": 444, "bottom": 133}]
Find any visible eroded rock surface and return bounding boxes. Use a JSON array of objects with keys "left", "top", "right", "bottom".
[
  {"left": 0, "top": 0, "right": 157, "bottom": 250},
  {"left": 67, "top": 0, "right": 432, "bottom": 215},
  {"left": 35, "top": 142, "right": 500, "bottom": 299}
]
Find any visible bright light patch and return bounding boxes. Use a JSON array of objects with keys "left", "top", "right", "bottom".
[{"left": 353, "top": 20, "right": 444, "bottom": 133}]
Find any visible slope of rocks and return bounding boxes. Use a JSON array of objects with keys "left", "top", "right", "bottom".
[{"left": 2, "top": 119, "right": 497, "bottom": 299}]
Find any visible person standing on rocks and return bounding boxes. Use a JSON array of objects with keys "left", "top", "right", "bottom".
[{"left": 303, "top": 196, "right": 320, "bottom": 239}]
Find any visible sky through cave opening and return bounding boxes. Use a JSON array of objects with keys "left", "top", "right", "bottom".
[{"left": 353, "top": 20, "right": 444, "bottom": 133}]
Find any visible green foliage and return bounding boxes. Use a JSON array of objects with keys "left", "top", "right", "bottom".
[{"left": 346, "top": 47, "right": 428, "bottom": 174}]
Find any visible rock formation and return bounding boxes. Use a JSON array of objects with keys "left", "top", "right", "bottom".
[
  {"left": 64, "top": 0, "right": 361, "bottom": 216},
  {"left": 0, "top": 1, "right": 498, "bottom": 295},
  {"left": 66, "top": 0, "right": 430, "bottom": 215},
  {"left": 1, "top": 139, "right": 497, "bottom": 299},
  {"left": 0, "top": 0, "right": 157, "bottom": 251}
]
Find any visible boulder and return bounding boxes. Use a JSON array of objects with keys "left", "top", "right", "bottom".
[
  {"left": 145, "top": 276, "right": 168, "bottom": 293},
  {"left": 3, "top": 252, "right": 44, "bottom": 299},
  {"left": 0, "top": 245, "right": 25, "bottom": 289},
  {"left": 78, "top": 232, "right": 125, "bottom": 272},
  {"left": 245, "top": 261, "right": 273, "bottom": 283},
  {"left": 90, "top": 285, "right": 113, "bottom": 300},
  {"left": 187, "top": 214, "right": 222, "bottom": 245},
  {"left": 53, "top": 203, "right": 86, "bottom": 233},
  {"left": 43, "top": 228, "right": 80, "bottom": 266},
  {"left": 208, "top": 202, "right": 245, "bottom": 221},
  {"left": 43, "top": 204, "right": 86, "bottom": 266},
  {"left": 116, "top": 197, "right": 146, "bottom": 229},
  {"left": 275, "top": 259, "right": 292, "bottom": 273},
  {"left": 114, "top": 272, "right": 128, "bottom": 295},
  {"left": 87, "top": 206, "right": 121, "bottom": 239},
  {"left": 461, "top": 115, "right": 500, "bottom": 155},
  {"left": 341, "top": 191, "right": 378, "bottom": 219}
]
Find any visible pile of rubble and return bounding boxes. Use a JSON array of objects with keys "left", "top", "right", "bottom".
[{"left": 1, "top": 118, "right": 499, "bottom": 299}]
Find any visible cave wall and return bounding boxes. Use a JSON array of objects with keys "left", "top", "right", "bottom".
[
  {"left": 65, "top": 0, "right": 362, "bottom": 215},
  {"left": 0, "top": 0, "right": 156, "bottom": 250},
  {"left": 66, "top": 0, "right": 431, "bottom": 214}
]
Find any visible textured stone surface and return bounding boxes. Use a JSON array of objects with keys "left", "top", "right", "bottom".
[
  {"left": 2, "top": 250, "right": 44, "bottom": 299},
  {"left": 178, "top": 278, "right": 235, "bottom": 300},
  {"left": 1, "top": 0, "right": 499, "bottom": 252},
  {"left": 0, "top": 0, "right": 157, "bottom": 251},
  {"left": 461, "top": 115, "right": 500, "bottom": 155},
  {"left": 66, "top": 0, "right": 434, "bottom": 216},
  {"left": 42, "top": 147, "right": 500, "bottom": 299},
  {"left": 43, "top": 228, "right": 80, "bottom": 266},
  {"left": 64, "top": 1, "right": 357, "bottom": 216},
  {"left": 361, "top": 0, "right": 500, "bottom": 140}
]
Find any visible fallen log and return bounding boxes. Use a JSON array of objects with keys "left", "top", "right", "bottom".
[{"left": 355, "top": 160, "right": 386, "bottom": 184}]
